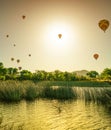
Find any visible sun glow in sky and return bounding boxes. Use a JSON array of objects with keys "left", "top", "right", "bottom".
[
  {"left": 44, "top": 21, "right": 77, "bottom": 53},
  {"left": 0, "top": 0, "right": 111, "bottom": 73}
]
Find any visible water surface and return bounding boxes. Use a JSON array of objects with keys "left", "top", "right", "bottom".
[{"left": 0, "top": 99, "right": 111, "bottom": 130}]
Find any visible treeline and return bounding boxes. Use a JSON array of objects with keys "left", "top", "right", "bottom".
[{"left": 0, "top": 62, "right": 111, "bottom": 81}]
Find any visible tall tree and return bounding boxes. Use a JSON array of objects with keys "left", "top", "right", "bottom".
[{"left": 87, "top": 71, "right": 99, "bottom": 78}]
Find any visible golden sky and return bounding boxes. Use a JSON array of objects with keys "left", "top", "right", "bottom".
[{"left": 0, "top": 0, "right": 111, "bottom": 73}]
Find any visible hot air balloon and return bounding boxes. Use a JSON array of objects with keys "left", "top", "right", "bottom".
[
  {"left": 18, "top": 67, "right": 22, "bottom": 70},
  {"left": 22, "top": 15, "right": 26, "bottom": 19},
  {"left": 93, "top": 53, "right": 99, "bottom": 60},
  {"left": 98, "top": 19, "right": 110, "bottom": 32},
  {"left": 29, "top": 54, "right": 31, "bottom": 57},
  {"left": 11, "top": 58, "right": 14, "bottom": 61},
  {"left": 13, "top": 44, "right": 16, "bottom": 47},
  {"left": 17, "top": 59, "right": 20, "bottom": 63},
  {"left": 6, "top": 35, "right": 9, "bottom": 38},
  {"left": 58, "top": 34, "right": 62, "bottom": 39}
]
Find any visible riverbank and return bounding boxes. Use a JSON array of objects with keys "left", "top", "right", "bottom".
[{"left": 0, "top": 80, "right": 111, "bottom": 103}]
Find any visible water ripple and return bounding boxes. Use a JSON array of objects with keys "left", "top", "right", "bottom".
[{"left": 0, "top": 99, "right": 111, "bottom": 130}]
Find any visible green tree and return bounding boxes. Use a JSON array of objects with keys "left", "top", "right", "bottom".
[
  {"left": 0, "top": 62, "right": 4, "bottom": 69},
  {"left": 19, "top": 70, "right": 32, "bottom": 80},
  {"left": 0, "top": 63, "right": 7, "bottom": 80},
  {"left": 100, "top": 68, "right": 111, "bottom": 80},
  {"left": 87, "top": 71, "right": 99, "bottom": 78},
  {"left": 5, "top": 67, "right": 18, "bottom": 79},
  {"left": 32, "top": 70, "right": 46, "bottom": 81},
  {"left": 53, "top": 70, "right": 64, "bottom": 81}
]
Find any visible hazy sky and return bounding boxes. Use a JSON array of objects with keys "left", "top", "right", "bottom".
[{"left": 0, "top": 0, "right": 111, "bottom": 73}]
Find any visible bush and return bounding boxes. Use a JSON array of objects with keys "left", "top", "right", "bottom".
[
  {"left": 0, "top": 86, "right": 22, "bottom": 102},
  {"left": 41, "top": 86, "right": 76, "bottom": 100},
  {"left": 25, "top": 86, "right": 37, "bottom": 100}
]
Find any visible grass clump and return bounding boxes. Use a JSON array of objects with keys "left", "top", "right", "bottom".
[
  {"left": 25, "top": 86, "right": 37, "bottom": 101},
  {"left": 41, "top": 86, "right": 76, "bottom": 100},
  {"left": 0, "top": 86, "right": 22, "bottom": 102},
  {"left": 36, "top": 81, "right": 111, "bottom": 87},
  {"left": 0, "top": 80, "right": 111, "bottom": 102}
]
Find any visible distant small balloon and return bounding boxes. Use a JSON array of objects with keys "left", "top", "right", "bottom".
[
  {"left": 29, "top": 54, "right": 31, "bottom": 57},
  {"left": 18, "top": 67, "right": 22, "bottom": 70},
  {"left": 13, "top": 44, "right": 16, "bottom": 47},
  {"left": 6, "top": 35, "right": 9, "bottom": 38},
  {"left": 11, "top": 58, "right": 14, "bottom": 61},
  {"left": 93, "top": 53, "right": 99, "bottom": 60},
  {"left": 22, "top": 15, "right": 26, "bottom": 19},
  {"left": 17, "top": 59, "right": 20, "bottom": 63},
  {"left": 58, "top": 34, "right": 62, "bottom": 39}
]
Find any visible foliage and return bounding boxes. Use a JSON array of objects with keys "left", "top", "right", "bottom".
[
  {"left": 25, "top": 86, "right": 37, "bottom": 100},
  {"left": 86, "top": 71, "right": 99, "bottom": 78},
  {"left": 41, "top": 86, "right": 76, "bottom": 100},
  {"left": 0, "top": 81, "right": 110, "bottom": 103},
  {"left": 100, "top": 68, "right": 111, "bottom": 80},
  {"left": 0, "top": 86, "right": 22, "bottom": 102},
  {"left": 19, "top": 70, "right": 32, "bottom": 80},
  {"left": 0, "top": 61, "right": 111, "bottom": 81}
]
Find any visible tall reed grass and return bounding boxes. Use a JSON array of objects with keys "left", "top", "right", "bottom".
[
  {"left": 0, "top": 80, "right": 111, "bottom": 104},
  {"left": 25, "top": 86, "right": 38, "bottom": 100},
  {"left": 40, "top": 86, "right": 76, "bottom": 100},
  {"left": 0, "top": 81, "right": 22, "bottom": 102},
  {"left": 36, "top": 81, "right": 111, "bottom": 87}
]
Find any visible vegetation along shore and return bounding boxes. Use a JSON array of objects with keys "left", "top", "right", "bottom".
[{"left": 0, "top": 62, "right": 111, "bottom": 103}]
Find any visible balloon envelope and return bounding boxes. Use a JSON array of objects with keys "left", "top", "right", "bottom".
[
  {"left": 58, "top": 34, "right": 62, "bottom": 39},
  {"left": 22, "top": 15, "right": 26, "bottom": 19},
  {"left": 11, "top": 58, "right": 14, "bottom": 61},
  {"left": 18, "top": 67, "right": 22, "bottom": 70},
  {"left": 6, "top": 35, "right": 9, "bottom": 38},
  {"left": 17, "top": 59, "right": 20, "bottom": 63},
  {"left": 93, "top": 54, "right": 99, "bottom": 60},
  {"left": 98, "top": 19, "right": 109, "bottom": 32}
]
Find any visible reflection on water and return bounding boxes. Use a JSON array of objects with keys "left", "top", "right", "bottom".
[{"left": 0, "top": 99, "right": 111, "bottom": 130}]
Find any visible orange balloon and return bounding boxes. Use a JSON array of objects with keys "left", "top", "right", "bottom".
[
  {"left": 58, "top": 34, "right": 62, "bottom": 39},
  {"left": 98, "top": 19, "right": 109, "bottom": 32},
  {"left": 93, "top": 53, "right": 99, "bottom": 60}
]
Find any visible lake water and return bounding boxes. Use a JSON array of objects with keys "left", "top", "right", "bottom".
[{"left": 0, "top": 99, "right": 111, "bottom": 130}]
